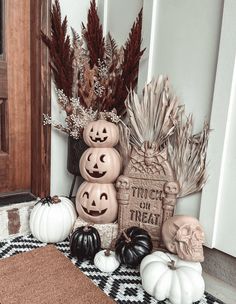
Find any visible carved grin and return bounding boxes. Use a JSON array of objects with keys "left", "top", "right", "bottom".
[
  {"left": 90, "top": 136, "right": 107, "bottom": 143},
  {"left": 82, "top": 206, "right": 107, "bottom": 216},
  {"left": 86, "top": 169, "right": 106, "bottom": 178}
]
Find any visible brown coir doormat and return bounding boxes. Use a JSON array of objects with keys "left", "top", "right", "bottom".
[{"left": 0, "top": 245, "right": 115, "bottom": 304}]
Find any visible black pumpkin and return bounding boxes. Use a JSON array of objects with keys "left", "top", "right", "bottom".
[
  {"left": 115, "top": 226, "right": 153, "bottom": 267},
  {"left": 70, "top": 225, "right": 101, "bottom": 260}
]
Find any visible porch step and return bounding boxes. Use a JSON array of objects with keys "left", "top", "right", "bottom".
[{"left": 0, "top": 201, "right": 36, "bottom": 240}]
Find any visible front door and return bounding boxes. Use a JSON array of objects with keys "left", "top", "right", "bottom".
[
  {"left": 0, "top": 0, "right": 31, "bottom": 195},
  {"left": 0, "top": 0, "right": 51, "bottom": 202}
]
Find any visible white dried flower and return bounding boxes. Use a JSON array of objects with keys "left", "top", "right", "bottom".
[
  {"left": 94, "top": 80, "right": 105, "bottom": 97},
  {"left": 43, "top": 94, "right": 98, "bottom": 139},
  {"left": 97, "top": 59, "right": 108, "bottom": 79}
]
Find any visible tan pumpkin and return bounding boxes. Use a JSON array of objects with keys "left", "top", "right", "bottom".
[
  {"left": 79, "top": 147, "right": 122, "bottom": 183},
  {"left": 76, "top": 182, "right": 118, "bottom": 224},
  {"left": 83, "top": 120, "right": 119, "bottom": 148}
]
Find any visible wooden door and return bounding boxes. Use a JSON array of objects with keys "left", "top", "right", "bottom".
[
  {"left": 0, "top": 0, "right": 51, "bottom": 201},
  {"left": 0, "top": 0, "right": 31, "bottom": 194}
]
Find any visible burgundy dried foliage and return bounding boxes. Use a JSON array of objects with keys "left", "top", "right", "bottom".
[
  {"left": 42, "top": 0, "right": 144, "bottom": 116},
  {"left": 107, "top": 9, "right": 145, "bottom": 114},
  {"left": 41, "top": 0, "right": 74, "bottom": 98},
  {"left": 82, "top": 0, "right": 105, "bottom": 68}
]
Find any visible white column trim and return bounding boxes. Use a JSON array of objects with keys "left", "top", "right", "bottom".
[
  {"left": 199, "top": 0, "right": 236, "bottom": 249},
  {"left": 102, "top": 0, "right": 109, "bottom": 37},
  {"left": 147, "top": 0, "right": 159, "bottom": 82}
]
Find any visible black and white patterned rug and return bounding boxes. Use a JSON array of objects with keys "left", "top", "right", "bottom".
[{"left": 0, "top": 234, "right": 224, "bottom": 304}]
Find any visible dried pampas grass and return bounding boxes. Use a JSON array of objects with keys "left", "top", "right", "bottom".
[
  {"left": 167, "top": 113, "right": 210, "bottom": 197},
  {"left": 126, "top": 76, "right": 180, "bottom": 149}
]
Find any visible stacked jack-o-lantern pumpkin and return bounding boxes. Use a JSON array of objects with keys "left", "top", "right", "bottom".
[{"left": 76, "top": 119, "right": 122, "bottom": 224}]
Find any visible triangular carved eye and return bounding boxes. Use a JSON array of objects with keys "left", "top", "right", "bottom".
[
  {"left": 100, "top": 193, "right": 108, "bottom": 200},
  {"left": 90, "top": 127, "right": 93, "bottom": 132},
  {"left": 102, "top": 128, "right": 106, "bottom": 133}
]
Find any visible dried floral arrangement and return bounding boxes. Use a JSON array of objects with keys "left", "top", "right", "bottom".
[
  {"left": 42, "top": 0, "right": 144, "bottom": 139},
  {"left": 43, "top": 89, "right": 119, "bottom": 140},
  {"left": 121, "top": 76, "right": 210, "bottom": 197}
]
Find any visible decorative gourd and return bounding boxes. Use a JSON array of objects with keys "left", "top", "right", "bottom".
[
  {"left": 76, "top": 182, "right": 118, "bottom": 224},
  {"left": 79, "top": 147, "right": 122, "bottom": 183},
  {"left": 140, "top": 251, "right": 205, "bottom": 304},
  {"left": 70, "top": 225, "right": 101, "bottom": 260},
  {"left": 83, "top": 120, "right": 119, "bottom": 148},
  {"left": 115, "top": 226, "right": 153, "bottom": 267},
  {"left": 94, "top": 249, "right": 120, "bottom": 273},
  {"left": 30, "top": 196, "right": 77, "bottom": 243}
]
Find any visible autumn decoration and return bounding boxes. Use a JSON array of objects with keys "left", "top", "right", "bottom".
[
  {"left": 42, "top": 0, "right": 145, "bottom": 139},
  {"left": 117, "top": 76, "right": 210, "bottom": 249},
  {"left": 41, "top": 4, "right": 211, "bottom": 295},
  {"left": 115, "top": 226, "right": 153, "bottom": 268},
  {"left": 162, "top": 215, "right": 205, "bottom": 262},
  {"left": 140, "top": 251, "right": 205, "bottom": 304},
  {"left": 70, "top": 225, "right": 101, "bottom": 260},
  {"left": 76, "top": 119, "right": 122, "bottom": 224},
  {"left": 30, "top": 196, "right": 77, "bottom": 243},
  {"left": 94, "top": 249, "right": 120, "bottom": 273},
  {"left": 73, "top": 217, "right": 118, "bottom": 249}
]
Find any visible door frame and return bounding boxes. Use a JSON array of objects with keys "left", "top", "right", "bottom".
[{"left": 30, "top": 0, "right": 51, "bottom": 197}]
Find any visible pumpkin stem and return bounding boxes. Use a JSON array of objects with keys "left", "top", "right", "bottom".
[
  {"left": 167, "top": 260, "right": 177, "bottom": 270},
  {"left": 51, "top": 195, "right": 61, "bottom": 203},
  {"left": 122, "top": 231, "right": 131, "bottom": 243},
  {"left": 104, "top": 249, "right": 111, "bottom": 256},
  {"left": 83, "top": 225, "right": 91, "bottom": 232}
]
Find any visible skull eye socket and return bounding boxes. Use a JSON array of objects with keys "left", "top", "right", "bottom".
[
  {"left": 83, "top": 191, "right": 89, "bottom": 198},
  {"left": 102, "top": 128, "right": 107, "bottom": 133},
  {"left": 182, "top": 228, "right": 189, "bottom": 235},
  {"left": 100, "top": 193, "right": 108, "bottom": 200},
  {"left": 90, "top": 127, "right": 93, "bottom": 132},
  {"left": 100, "top": 154, "right": 105, "bottom": 163},
  {"left": 87, "top": 153, "right": 92, "bottom": 161}
]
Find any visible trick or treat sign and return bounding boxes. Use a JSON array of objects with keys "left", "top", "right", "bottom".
[{"left": 116, "top": 143, "right": 179, "bottom": 249}]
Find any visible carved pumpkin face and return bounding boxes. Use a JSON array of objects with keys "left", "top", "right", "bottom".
[
  {"left": 80, "top": 147, "right": 122, "bottom": 183},
  {"left": 76, "top": 182, "right": 118, "bottom": 224},
  {"left": 83, "top": 120, "right": 119, "bottom": 148}
]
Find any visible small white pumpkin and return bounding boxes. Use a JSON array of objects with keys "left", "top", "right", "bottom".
[
  {"left": 94, "top": 249, "right": 120, "bottom": 273},
  {"left": 140, "top": 251, "right": 205, "bottom": 304},
  {"left": 30, "top": 196, "right": 77, "bottom": 243}
]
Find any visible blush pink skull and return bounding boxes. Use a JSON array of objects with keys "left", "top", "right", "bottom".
[{"left": 162, "top": 215, "right": 205, "bottom": 262}]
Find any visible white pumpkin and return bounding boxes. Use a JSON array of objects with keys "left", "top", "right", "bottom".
[
  {"left": 140, "top": 251, "right": 205, "bottom": 304},
  {"left": 30, "top": 196, "right": 77, "bottom": 243},
  {"left": 94, "top": 249, "right": 120, "bottom": 273}
]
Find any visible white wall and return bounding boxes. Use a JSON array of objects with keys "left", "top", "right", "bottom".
[
  {"left": 50, "top": 0, "right": 91, "bottom": 197},
  {"left": 214, "top": 59, "right": 236, "bottom": 256},
  {"left": 199, "top": 0, "right": 236, "bottom": 256},
  {"left": 140, "top": 0, "right": 223, "bottom": 218}
]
